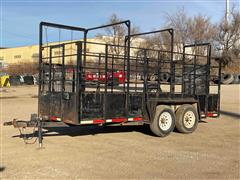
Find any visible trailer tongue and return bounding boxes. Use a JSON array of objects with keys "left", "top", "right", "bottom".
[
  {"left": 4, "top": 20, "right": 221, "bottom": 147},
  {"left": 3, "top": 114, "right": 69, "bottom": 147}
]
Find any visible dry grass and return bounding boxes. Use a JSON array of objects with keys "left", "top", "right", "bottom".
[
  {"left": 222, "top": 58, "right": 240, "bottom": 74},
  {"left": 5, "top": 62, "right": 38, "bottom": 75}
]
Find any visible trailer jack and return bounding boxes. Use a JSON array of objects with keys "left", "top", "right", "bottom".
[{"left": 3, "top": 114, "right": 68, "bottom": 148}]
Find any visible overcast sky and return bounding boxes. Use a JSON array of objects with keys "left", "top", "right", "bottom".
[{"left": 0, "top": 0, "right": 239, "bottom": 47}]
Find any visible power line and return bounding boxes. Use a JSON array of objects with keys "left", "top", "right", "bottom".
[{"left": 1, "top": 30, "right": 37, "bottom": 42}]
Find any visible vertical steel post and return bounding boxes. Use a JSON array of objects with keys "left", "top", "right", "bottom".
[
  {"left": 126, "top": 21, "right": 131, "bottom": 116},
  {"left": 61, "top": 45, "right": 65, "bottom": 120},
  {"left": 204, "top": 44, "right": 211, "bottom": 115},
  {"left": 52, "top": 64, "right": 55, "bottom": 92},
  {"left": 111, "top": 55, "right": 114, "bottom": 93},
  {"left": 144, "top": 50, "right": 148, "bottom": 93},
  {"left": 182, "top": 45, "right": 185, "bottom": 97},
  {"left": 38, "top": 23, "right": 43, "bottom": 116},
  {"left": 83, "top": 31, "right": 87, "bottom": 68},
  {"left": 37, "top": 118, "right": 42, "bottom": 148},
  {"left": 98, "top": 54, "right": 101, "bottom": 89},
  {"left": 76, "top": 42, "right": 83, "bottom": 123},
  {"left": 104, "top": 45, "right": 108, "bottom": 119},
  {"left": 170, "top": 29, "right": 174, "bottom": 97},
  {"left": 72, "top": 65, "right": 75, "bottom": 93},
  {"left": 157, "top": 51, "right": 161, "bottom": 93},
  {"left": 47, "top": 47, "right": 53, "bottom": 117},
  {"left": 143, "top": 49, "right": 148, "bottom": 108},
  {"left": 217, "top": 56, "right": 222, "bottom": 116},
  {"left": 38, "top": 23, "right": 43, "bottom": 148},
  {"left": 62, "top": 45, "right": 65, "bottom": 92},
  {"left": 123, "top": 38, "right": 127, "bottom": 93},
  {"left": 135, "top": 56, "right": 138, "bottom": 92},
  {"left": 82, "top": 31, "right": 87, "bottom": 93},
  {"left": 193, "top": 43, "right": 197, "bottom": 95},
  {"left": 49, "top": 47, "right": 52, "bottom": 92}
]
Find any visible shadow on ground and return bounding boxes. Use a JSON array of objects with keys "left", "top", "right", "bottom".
[
  {"left": 11, "top": 120, "right": 208, "bottom": 139},
  {"left": 12, "top": 125, "right": 154, "bottom": 139},
  {"left": 220, "top": 110, "right": 240, "bottom": 119},
  {"left": 44, "top": 125, "right": 153, "bottom": 137},
  {"left": 0, "top": 166, "right": 6, "bottom": 172}
]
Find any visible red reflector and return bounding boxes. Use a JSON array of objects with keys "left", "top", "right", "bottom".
[
  {"left": 133, "top": 117, "right": 142, "bottom": 121},
  {"left": 112, "top": 118, "right": 127, "bottom": 123},
  {"left": 50, "top": 116, "right": 57, "bottom": 121},
  {"left": 93, "top": 119, "right": 104, "bottom": 124},
  {"left": 207, "top": 113, "right": 218, "bottom": 117}
]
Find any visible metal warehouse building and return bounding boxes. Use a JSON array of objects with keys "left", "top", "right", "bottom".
[{"left": 0, "top": 37, "right": 144, "bottom": 66}]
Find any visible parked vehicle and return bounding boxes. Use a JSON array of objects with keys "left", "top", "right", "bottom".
[
  {"left": 22, "top": 75, "right": 34, "bottom": 85},
  {"left": 4, "top": 21, "right": 222, "bottom": 147},
  {"left": 9, "top": 75, "right": 23, "bottom": 85},
  {"left": 84, "top": 70, "right": 125, "bottom": 85}
]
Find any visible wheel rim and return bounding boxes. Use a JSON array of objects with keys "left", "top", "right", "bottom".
[
  {"left": 183, "top": 111, "right": 196, "bottom": 128},
  {"left": 158, "top": 112, "right": 172, "bottom": 131}
]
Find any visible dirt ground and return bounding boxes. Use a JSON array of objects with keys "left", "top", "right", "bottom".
[{"left": 0, "top": 85, "right": 239, "bottom": 179}]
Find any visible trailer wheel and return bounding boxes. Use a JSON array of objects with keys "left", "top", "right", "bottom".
[
  {"left": 150, "top": 105, "right": 175, "bottom": 137},
  {"left": 175, "top": 104, "right": 199, "bottom": 133}
]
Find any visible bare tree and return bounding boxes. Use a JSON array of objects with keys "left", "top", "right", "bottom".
[
  {"left": 165, "top": 8, "right": 217, "bottom": 55},
  {"left": 164, "top": 8, "right": 191, "bottom": 54},
  {"left": 134, "top": 31, "right": 172, "bottom": 63},
  {"left": 215, "top": 5, "right": 240, "bottom": 66},
  {"left": 97, "top": 14, "right": 140, "bottom": 57},
  {"left": 189, "top": 15, "right": 217, "bottom": 44}
]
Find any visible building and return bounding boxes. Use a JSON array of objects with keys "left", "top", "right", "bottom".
[{"left": 0, "top": 37, "right": 144, "bottom": 65}]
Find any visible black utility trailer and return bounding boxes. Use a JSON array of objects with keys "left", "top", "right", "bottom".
[{"left": 4, "top": 20, "right": 221, "bottom": 147}]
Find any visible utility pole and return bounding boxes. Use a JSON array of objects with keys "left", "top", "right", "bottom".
[{"left": 226, "top": 0, "right": 230, "bottom": 24}]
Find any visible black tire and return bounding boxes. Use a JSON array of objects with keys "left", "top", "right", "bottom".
[
  {"left": 160, "top": 73, "right": 170, "bottom": 82},
  {"left": 150, "top": 105, "right": 175, "bottom": 137},
  {"left": 233, "top": 73, "right": 240, "bottom": 84},
  {"left": 23, "top": 75, "right": 34, "bottom": 85},
  {"left": 175, "top": 104, "right": 199, "bottom": 134},
  {"left": 221, "top": 74, "right": 234, "bottom": 84}
]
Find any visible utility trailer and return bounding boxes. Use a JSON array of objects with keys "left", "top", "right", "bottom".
[{"left": 4, "top": 20, "right": 222, "bottom": 147}]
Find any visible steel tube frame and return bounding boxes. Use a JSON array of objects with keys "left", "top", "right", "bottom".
[
  {"left": 183, "top": 43, "right": 214, "bottom": 116},
  {"left": 85, "top": 20, "right": 131, "bottom": 117},
  {"left": 205, "top": 44, "right": 211, "bottom": 115},
  {"left": 39, "top": 21, "right": 219, "bottom": 125},
  {"left": 39, "top": 22, "right": 86, "bottom": 126},
  {"left": 76, "top": 42, "right": 83, "bottom": 122},
  {"left": 40, "top": 21, "right": 86, "bottom": 32},
  {"left": 87, "top": 20, "right": 130, "bottom": 31},
  {"left": 217, "top": 57, "right": 222, "bottom": 116},
  {"left": 104, "top": 45, "right": 108, "bottom": 119},
  {"left": 126, "top": 28, "right": 174, "bottom": 105},
  {"left": 35, "top": 21, "right": 221, "bottom": 148},
  {"left": 127, "top": 28, "right": 173, "bottom": 38}
]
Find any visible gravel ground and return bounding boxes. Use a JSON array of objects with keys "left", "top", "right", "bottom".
[{"left": 0, "top": 85, "right": 239, "bottom": 179}]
